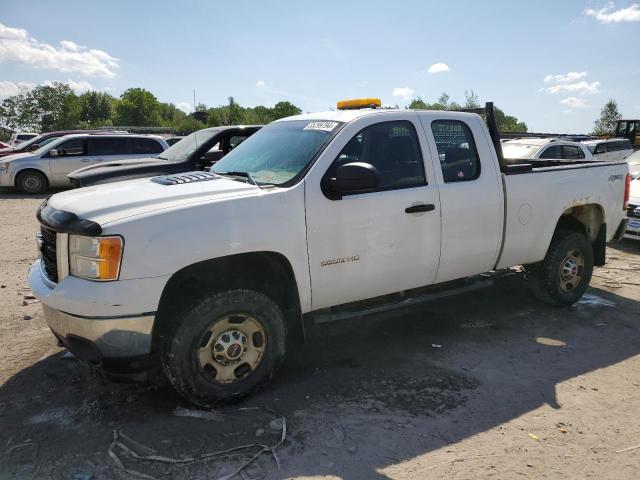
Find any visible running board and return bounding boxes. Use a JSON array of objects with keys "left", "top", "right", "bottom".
[{"left": 307, "top": 275, "right": 497, "bottom": 325}]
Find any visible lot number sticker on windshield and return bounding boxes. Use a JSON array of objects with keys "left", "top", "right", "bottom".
[{"left": 304, "top": 121, "right": 339, "bottom": 132}]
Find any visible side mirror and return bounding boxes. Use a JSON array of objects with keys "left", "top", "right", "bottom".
[
  {"left": 49, "top": 148, "right": 59, "bottom": 157},
  {"left": 327, "top": 162, "right": 380, "bottom": 196}
]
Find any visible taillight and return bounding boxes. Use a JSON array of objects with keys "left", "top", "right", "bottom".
[{"left": 624, "top": 173, "right": 631, "bottom": 210}]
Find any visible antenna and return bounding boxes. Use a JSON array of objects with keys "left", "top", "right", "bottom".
[{"left": 193, "top": 90, "right": 196, "bottom": 112}]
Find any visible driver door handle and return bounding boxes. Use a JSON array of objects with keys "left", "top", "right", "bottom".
[{"left": 405, "top": 204, "right": 435, "bottom": 214}]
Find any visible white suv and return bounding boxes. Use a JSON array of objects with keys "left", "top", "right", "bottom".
[
  {"left": 0, "top": 134, "right": 168, "bottom": 194},
  {"left": 583, "top": 138, "right": 634, "bottom": 162}
]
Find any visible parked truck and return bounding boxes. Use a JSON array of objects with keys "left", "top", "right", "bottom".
[
  {"left": 29, "top": 100, "right": 630, "bottom": 405},
  {"left": 616, "top": 119, "right": 640, "bottom": 150}
]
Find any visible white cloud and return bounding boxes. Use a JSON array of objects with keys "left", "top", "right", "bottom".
[
  {"left": 0, "top": 22, "right": 119, "bottom": 77},
  {"left": 0, "top": 79, "right": 95, "bottom": 97},
  {"left": 585, "top": 2, "right": 640, "bottom": 23},
  {"left": 0, "top": 80, "right": 35, "bottom": 96},
  {"left": 560, "top": 97, "right": 590, "bottom": 109},
  {"left": 543, "top": 71, "right": 587, "bottom": 83},
  {"left": 176, "top": 102, "right": 192, "bottom": 113},
  {"left": 392, "top": 87, "right": 415, "bottom": 100},
  {"left": 47, "top": 79, "right": 93, "bottom": 93},
  {"left": 256, "top": 80, "right": 265, "bottom": 88},
  {"left": 545, "top": 81, "right": 600, "bottom": 95},
  {"left": 427, "top": 62, "right": 450, "bottom": 74}
]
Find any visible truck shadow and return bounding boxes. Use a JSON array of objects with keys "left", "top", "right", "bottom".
[{"left": 1, "top": 278, "right": 639, "bottom": 479}]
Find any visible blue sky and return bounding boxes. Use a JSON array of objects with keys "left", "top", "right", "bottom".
[{"left": 1, "top": 0, "right": 639, "bottom": 133}]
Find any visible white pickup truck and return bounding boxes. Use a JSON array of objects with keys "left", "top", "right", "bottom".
[{"left": 29, "top": 100, "right": 630, "bottom": 405}]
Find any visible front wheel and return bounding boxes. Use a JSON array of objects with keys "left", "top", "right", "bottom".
[
  {"left": 531, "top": 230, "right": 594, "bottom": 306},
  {"left": 160, "top": 289, "right": 287, "bottom": 406},
  {"left": 16, "top": 170, "right": 48, "bottom": 194}
]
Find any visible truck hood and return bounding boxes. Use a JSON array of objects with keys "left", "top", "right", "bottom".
[{"left": 47, "top": 174, "right": 261, "bottom": 226}]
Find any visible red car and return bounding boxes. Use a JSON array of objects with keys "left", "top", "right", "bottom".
[
  {"left": 0, "top": 141, "right": 9, "bottom": 149},
  {"left": 0, "top": 129, "right": 116, "bottom": 158}
]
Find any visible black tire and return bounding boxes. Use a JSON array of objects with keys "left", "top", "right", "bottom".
[
  {"left": 532, "top": 230, "right": 593, "bottom": 306},
  {"left": 160, "top": 289, "right": 286, "bottom": 406},
  {"left": 16, "top": 170, "right": 48, "bottom": 194}
]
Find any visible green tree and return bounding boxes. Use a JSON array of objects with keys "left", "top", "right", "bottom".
[
  {"left": 116, "top": 88, "right": 162, "bottom": 126},
  {"left": 78, "top": 91, "right": 114, "bottom": 126},
  {"left": 272, "top": 101, "right": 301, "bottom": 119},
  {"left": 494, "top": 106, "right": 528, "bottom": 133},
  {"left": 592, "top": 99, "right": 621, "bottom": 136},
  {"left": 28, "top": 82, "right": 80, "bottom": 131},
  {"left": 464, "top": 90, "right": 480, "bottom": 109},
  {"left": 408, "top": 98, "right": 429, "bottom": 109}
]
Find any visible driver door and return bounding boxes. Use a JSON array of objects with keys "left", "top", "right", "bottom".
[{"left": 304, "top": 117, "right": 442, "bottom": 310}]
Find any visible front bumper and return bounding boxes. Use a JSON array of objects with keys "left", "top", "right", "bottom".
[
  {"left": 29, "top": 260, "right": 165, "bottom": 374},
  {"left": 42, "top": 304, "right": 154, "bottom": 360}
]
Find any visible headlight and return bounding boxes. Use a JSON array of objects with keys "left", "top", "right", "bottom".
[{"left": 69, "top": 235, "right": 123, "bottom": 281}]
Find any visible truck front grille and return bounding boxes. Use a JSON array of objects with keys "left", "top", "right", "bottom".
[{"left": 40, "top": 226, "right": 58, "bottom": 283}]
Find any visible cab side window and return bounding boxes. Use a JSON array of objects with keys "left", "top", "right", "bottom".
[
  {"left": 539, "top": 145, "right": 562, "bottom": 159},
  {"left": 88, "top": 138, "right": 129, "bottom": 156},
  {"left": 562, "top": 145, "right": 585, "bottom": 160},
  {"left": 229, "top": 135, "right": 248, "bottom": 150},
  {"left": 594, "top": 143, "right": 607, "bottom": 154},
  {"left": 132, "top": 138, "right": 164, "bottom": 154},
  {"left": 54, "top": 139, "right": 85, "bottom": 157},
  {"left": 329, "top": 120, "right": 426, "bottom": 191},
  {"left": 431, "top": 120, "right": 480, "bottom": 182}
]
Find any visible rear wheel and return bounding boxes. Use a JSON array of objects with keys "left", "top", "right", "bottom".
[
  {"left": 531, "top": 230, "right": 593, "bottom": 306},
  {"left": 160, "top": 289, "right": 286, "bottom": 406},
  {"left": 16, "top": 170, "right": 48, "bottom": 194}
]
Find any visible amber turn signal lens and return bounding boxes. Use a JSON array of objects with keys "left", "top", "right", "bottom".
[{"left": 97, "top": 237, "right": 123, "bottom": 280}]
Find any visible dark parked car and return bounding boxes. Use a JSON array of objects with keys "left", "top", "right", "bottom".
[
  {"left": 68, "top": 126, "right": 261, "bottom": 187},
  {"left": 0, "top": 129, "right": 114, "bottom": 159}
]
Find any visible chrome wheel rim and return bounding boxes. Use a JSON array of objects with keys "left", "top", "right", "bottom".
[
  {"left": 559, "top": 249, "right": 584, "bottom": 293},
  {"left": 196, "top": 314, "right": 266, "bottom": 384}
]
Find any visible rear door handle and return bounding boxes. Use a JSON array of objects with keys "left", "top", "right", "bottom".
[{"left": 405, "top": 204, "right": 435, "bottom": 214}]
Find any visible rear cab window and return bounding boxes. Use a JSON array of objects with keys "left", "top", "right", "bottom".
[{"left": 430, "top": 120, "right": 480, "bottom": 182}]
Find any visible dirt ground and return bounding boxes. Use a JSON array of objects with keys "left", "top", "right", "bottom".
[{"left": 1, "top": 190, "right": 640, "bottom": 480}]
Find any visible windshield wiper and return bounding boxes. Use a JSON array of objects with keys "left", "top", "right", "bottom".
[{"left": 216, "top": 171, "right": 262, "bottom": 189}]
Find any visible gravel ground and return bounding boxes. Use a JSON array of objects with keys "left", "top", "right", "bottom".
[{"left": 1, "top": 189, "right": 640, "bottom": 480}]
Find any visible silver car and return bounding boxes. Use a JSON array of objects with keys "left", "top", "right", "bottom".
[{"left": 0, "top": 134, "right": 168, "bottom": 194}]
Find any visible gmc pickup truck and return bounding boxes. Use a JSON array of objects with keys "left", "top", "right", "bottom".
[{"left": 29, "top": 100, "right": 630, "bottom": 405}]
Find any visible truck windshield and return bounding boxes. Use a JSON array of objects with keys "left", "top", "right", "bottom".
[
  {"left": 212, "top": 120, "right": 340, "bottom": 185},
  {"left": 502, "top": 142, "right": 540, "bottom": 159},
  {"left": 158, "top": 129, "right": 219, "bottom": 162}
]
